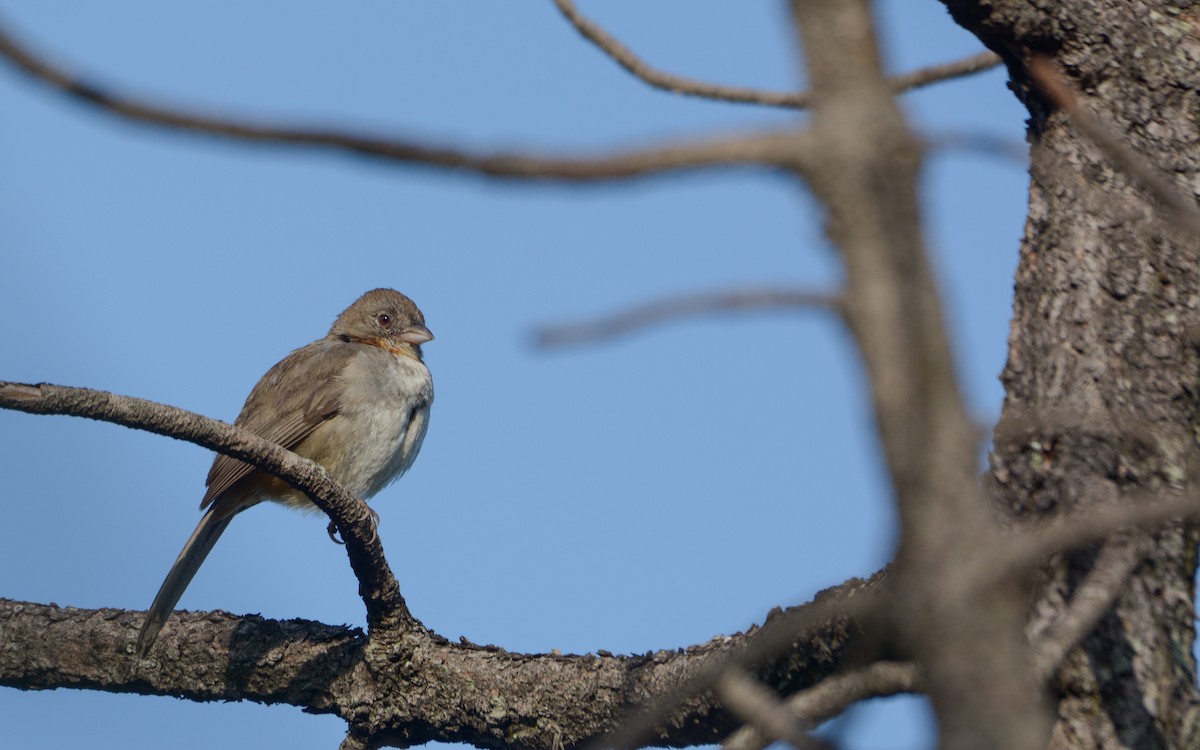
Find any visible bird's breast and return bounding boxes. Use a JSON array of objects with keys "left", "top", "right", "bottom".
[{"left": 297, "top": 347, "right": 433, "bottom": 501}]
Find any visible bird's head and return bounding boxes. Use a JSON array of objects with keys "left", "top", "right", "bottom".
[{"left": 330, "top": 288, "right": 433, "bottom": 361}]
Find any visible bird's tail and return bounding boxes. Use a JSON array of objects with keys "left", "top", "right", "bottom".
[{"left": 136, "top": 508, "right": 234, "bottom": 657}]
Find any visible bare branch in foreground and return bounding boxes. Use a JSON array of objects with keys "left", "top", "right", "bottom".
[
  {"left": 0, "top": 381, "right": 408, "bottom": 630},
  {"left": 552, "top": 0, "right": 1000, "bottom": 109},
  {"left": 722, "top": 662, "right": 920, "bottom": 750},
  {"left": 0, "top": 16, "right": 810, "bottom": 182},
  {"left": 1028, "top": 56, "right": 1200, "bottom": 236},
  {"left": 1029, "top": 534, "right": 1145, "bottom": 682},
  {"left": 885, "top": 51, "right": 1005, "bottom": 98},
  {"left": 716, "top": 669, "right": 828, "bottom": 750},
  {"left": 718, "top": 534, "right": 1142, "bottom": 750},
  {"left": 986, "top": 488, "right": 1199, "bottom": 584},
  {"left": 582, "top": 577, "right": 885, "bottom": 750},
  {"left": 579, "top": 484, "right": 1189, "bottom": 750},
  {"left": 534, "top": 288, "right": 841, "bottom": 348},
  {"left": 789, "top": 0, "right": 1049, "bottom": 746},
  {"left": 923, "top": 130, "right": 1029, "bottom": 164}
]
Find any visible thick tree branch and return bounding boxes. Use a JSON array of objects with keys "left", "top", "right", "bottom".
[
  {"left": 0, "top": 15, "right": 813, "bottom": 182},
  {"left": 0, "top": 381, "right": 408, "bottom": 632},
  {"left": 0, "top": 571, "right": 880, "bottom": 750},
  {"left": 552, "top": 0, "right": 1000, "bottom": 109}
]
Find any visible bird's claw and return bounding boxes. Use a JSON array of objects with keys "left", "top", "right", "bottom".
[
  {"left": 326, "top": 520, "right": 344, "bottom": 545},
  {"left": 325, "top": 502, "right": 380, "bottom": 545},
  {"left": 363, "top": 503, "right": 380, "bottom": 545}
]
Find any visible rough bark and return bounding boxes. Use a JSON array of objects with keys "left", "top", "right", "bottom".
[
  {"left": 0, "top": 570, "right": 882, "bottom": 749},
  {"left": 944, "top": 1, "right": 1200, "bottom": 746}
]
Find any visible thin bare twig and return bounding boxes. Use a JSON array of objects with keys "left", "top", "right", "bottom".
[
  {"left": 722, "top": 662, "right": 920, "bottom": 750},
  {"left": 552, "top": 0, "right": 1000, "bottom": 109},
  {"left": 923, "top": 130, "right": 1029, "bottom": 164},
  {"left": 1030, "top": 534, "right": 1145, "bottom": 682},
  {"left": 1028, "top": 56, "right": 1200, "bottom": 235},
  {"left": 534, "top": 288, "right": 841, "bottom": 348},
  {"left": 785, "top": 661, "right": 920, "bottom": 725},
  {"left": 0, "top": 16, "right": 813, "bottom": 182},
  {"left": 885, "top": 51, "right": 1004, "bottom": 97},
  {"left": 716, "top": 669, "right": 828, "bottom": 750}
]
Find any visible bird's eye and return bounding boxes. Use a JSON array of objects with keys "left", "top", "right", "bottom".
[{"left": 376, "top": 313, "right": 391, "bottom": 327}]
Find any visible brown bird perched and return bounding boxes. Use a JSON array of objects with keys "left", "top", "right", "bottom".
[{"left": 136, "top": 288, "right": 434, "bottom": 656}]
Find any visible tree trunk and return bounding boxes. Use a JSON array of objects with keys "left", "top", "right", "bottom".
[{"left": 945, "top": 1, "right": 1200, "bottom": 746}]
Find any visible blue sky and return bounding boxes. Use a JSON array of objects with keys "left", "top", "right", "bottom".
[{"left": 0, "top": 2, "right": 1029, "bottom": 748}]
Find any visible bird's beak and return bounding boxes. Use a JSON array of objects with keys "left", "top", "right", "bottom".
[{"left": 398, "top": 324, "right": 434, "bottom": 345}]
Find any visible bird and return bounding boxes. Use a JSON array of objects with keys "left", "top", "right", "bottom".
[{"left": 135, "top": 288, "right": 434, "bottom": 657}]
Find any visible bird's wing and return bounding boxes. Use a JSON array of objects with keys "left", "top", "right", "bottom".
[{"left": 201, "top": 339, "right": 354, "bottom": 508}]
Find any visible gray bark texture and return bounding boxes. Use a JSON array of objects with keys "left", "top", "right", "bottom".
[{"left": 946, "top": 0, "right": 1200, "bottom": 747}]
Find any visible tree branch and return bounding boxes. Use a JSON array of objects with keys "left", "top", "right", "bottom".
[
  {"left": 0, "top": 381, "right": 408, "bottom": 632},
  {"left": 923, "top": 130, "right": 1029, "bottom": 164},
  {"left": 0, "top": 15, "right": 813, "bottom": 182},
  {"left": 722, "top": 662, "right": 919, "bottom": 750},
  {"left": 534, "top": 288, "right": 841, "bottom": 349},
  {"left": 1029, "top": 534, "right": 1145, "bottom": 682},
  {"left": 0, "top": 378, "right": 891, "bottom": 747},
  {"left": 3, "top": 376, "right": 1184, "bottom": 747},
  {"left": 551, "top": 0, "right": 1000, "bottom": 109},
  {"left": 582, "top": 574, "right": 886, "bottom": 750},
  {"left": 790, "top": 1, "right": 1050, "bottom": 747},
  {"left": 987, "top": 488, "right": 1197, "bottom": 584},
  {"left": 0, "top": 571, "right": 880, "bottom": 750},
  {"left": 885, "top": 51, "right": 1004, "bottom": 98},
  {"left": 715, "top": 669, "right": 827, "bottom": 750}
]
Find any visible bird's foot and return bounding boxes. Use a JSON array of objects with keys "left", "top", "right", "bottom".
[
  {"left": 325, "top": 502, "right": 380, "bottom": 545},
  {"left": 363, "top": 503, "right": 380, "bottom": 544}
]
